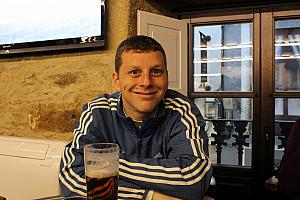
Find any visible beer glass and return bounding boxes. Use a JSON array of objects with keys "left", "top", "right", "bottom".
[{"left": 84, "top": 143, "right": 119, "bottom": 200}]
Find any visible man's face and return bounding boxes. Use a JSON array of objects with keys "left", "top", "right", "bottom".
[{"left": 113, "top": 51, "right": 168, "bottom": 121}]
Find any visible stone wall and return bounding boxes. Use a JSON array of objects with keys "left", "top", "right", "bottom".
[{"left": 0, "top": 0, "right": 172, "bottom": 141}]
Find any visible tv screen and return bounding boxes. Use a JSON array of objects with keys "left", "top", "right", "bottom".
[{"left": 0, "top": 0, "right": 105, "bottom": 55}]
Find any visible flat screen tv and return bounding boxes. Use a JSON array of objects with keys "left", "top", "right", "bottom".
[{"left": 0, "top": 0, "right": 105, "bottom": 55}]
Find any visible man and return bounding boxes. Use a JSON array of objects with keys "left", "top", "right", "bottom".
[
  {"left": 278, "top": 117, "right": 300, "bottom": 200},
  {"left": 59, "top": 35, "right": 212, "bottom": 200}
]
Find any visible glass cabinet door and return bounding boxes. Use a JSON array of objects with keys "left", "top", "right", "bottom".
[
  {"left": 193, "top": 22, "right": 253, "bottom": 93},
  {"left": 192, "top": 22, "right": 254, "bottom": 167},
  {"left": 275, "top": 19, "right": 300, "bottom": 92},
  {"left": 274, "top": 18, "right": 300, "bottom": 170}
]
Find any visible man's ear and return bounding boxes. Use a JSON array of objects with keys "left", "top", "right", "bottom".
[{"left": 112, "top": 72, "right": 120, "bottom": 91}]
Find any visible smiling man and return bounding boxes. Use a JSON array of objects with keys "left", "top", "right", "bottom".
[
  {"left": 113, "top": 47, "right": 168, "bottom": 122},
  {"left": 59, "top": 35, "right": 212, "bottom": 200}
]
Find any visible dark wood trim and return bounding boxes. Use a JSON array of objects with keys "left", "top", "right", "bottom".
[
  {"left": 177, "top": 1, "right": 300, "bottom": 17},
  {"left": 260, "top": 7, "right": 275, "bottom": 181},
  {"left": 188, "top": 20, "right": 194, "bottom": 98},
  {"left": 189, "top": 9, "right": 254, "bottom": 24},
  {"left": 251, "top": 8, "right": 262, "bottom": 193},
  {"left": 273, "top": 92, "right": 300, "bottom": 97},
  {"left": 272, "top": 4, "right": 300, "bottom": 17}
]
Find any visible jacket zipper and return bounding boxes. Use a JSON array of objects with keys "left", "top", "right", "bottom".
[
  {"left": 136, "top": 125, "right": 143, "bottom": 156},
  {"left": 137, "top": 137, "right": 142, "bottom": 156}
]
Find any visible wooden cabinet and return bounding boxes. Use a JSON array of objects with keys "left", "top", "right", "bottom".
[{"left": 182, "top": 4, "right": 300, "bottom": 199}]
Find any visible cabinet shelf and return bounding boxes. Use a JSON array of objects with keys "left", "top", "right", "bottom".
[
  {"left": 275, "top": 42, "right": 300, "bottom": 47},
  {"left": 275, "top": 55, "right": 300, "bottom": 60},
  {"left": 194, "top": 57, "right": 252, "bottom": 63},
  {"left": 194, "top": 44, "right": 252, "bottom": 50},
  {"left": 194, "top": 73, "right": 222, "bottom": 77}
]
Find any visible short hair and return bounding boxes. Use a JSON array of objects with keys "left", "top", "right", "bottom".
[{"left": 114, "top": 35, "right": 167, "bottom": 73}]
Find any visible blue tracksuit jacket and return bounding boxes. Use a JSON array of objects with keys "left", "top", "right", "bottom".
[{"left": 59, "top": 89, "right": 212, "bottom": 200}]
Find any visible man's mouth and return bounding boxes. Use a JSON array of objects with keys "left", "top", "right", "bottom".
[{"left": 134, "top": 91, "right": 157, "bottom": 96}]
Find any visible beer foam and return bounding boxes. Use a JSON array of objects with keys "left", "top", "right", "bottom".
[{"left": 86, "top": 167, "right": 118, "bottom": 179}]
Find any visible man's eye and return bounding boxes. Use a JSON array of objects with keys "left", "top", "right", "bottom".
[
  {"left": 151, "top": 68, "right": 163, "bottom": 75},
  {"left": 130, "top": 70, "right": 139, "bottom": 75}
]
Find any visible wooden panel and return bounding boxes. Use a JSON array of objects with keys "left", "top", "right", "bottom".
[
  {"left": 190, "top": 9, "right": 254, "bottom": 23},
  {"left": 273, "top": 5, "right": 300, "bottom": 17}
]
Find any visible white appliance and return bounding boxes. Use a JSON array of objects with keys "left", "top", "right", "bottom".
[{"left": 0, "top": 136, "right": 68, "bottom": 200}]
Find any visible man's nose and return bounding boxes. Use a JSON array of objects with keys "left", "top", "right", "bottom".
[{"left": 140, "top": 73, "right": 152, "bottom": 86}]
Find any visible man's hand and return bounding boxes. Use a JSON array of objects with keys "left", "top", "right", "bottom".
[{"left": 152, "top": 192, "right": 215, "bottom": 200}]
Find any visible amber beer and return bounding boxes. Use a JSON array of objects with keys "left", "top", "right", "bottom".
[
  {"left": 84, "top": 143, "right": 119, "bottom": 200},
  {"left": 86, "top": 172, "right": 118, "bottom": 200}
]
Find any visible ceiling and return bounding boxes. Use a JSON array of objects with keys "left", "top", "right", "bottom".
[{"left": 147, "top": 0, "right": 298, "bottom": 12}]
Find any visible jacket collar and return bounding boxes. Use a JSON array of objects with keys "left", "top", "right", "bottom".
[{"left": 116, "top": 92, "right": 166, "bottom": 122}]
